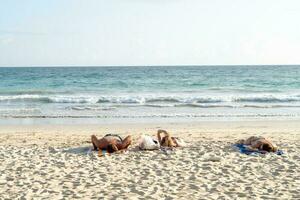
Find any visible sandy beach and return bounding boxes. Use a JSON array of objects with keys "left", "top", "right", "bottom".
[
  {"left": 3, "top": 0, "right": 300, "bottom": 199},
  {"left": 0, "top": 120, "right": 299, "bottom": 199}
]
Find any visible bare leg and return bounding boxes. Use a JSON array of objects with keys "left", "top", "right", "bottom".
[
  {"left": 172, "top": 137, "right": 179, "bottom": 147},
  {"left": 91, "top": 135, "right": 100, "bottom": 150},
  {"left": 166, "top": 136, "right": 176, "bottom": 147},
  {"left": 119, "top": 135, "right": 132, "bottom": 149}
]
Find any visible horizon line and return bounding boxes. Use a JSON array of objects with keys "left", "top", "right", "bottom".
[{"left": 0, "top": 64, "right": 300, "bottom": 68}]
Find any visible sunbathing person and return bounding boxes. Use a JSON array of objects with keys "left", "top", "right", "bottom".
[
  {"left": 91, "top": 134, "right": 132, "bottom": 153},
  {"left": 236, "top": 136, "right": 276, "bottom": 152},
  {"left": 157, "top": 129, "right": 184, "bottom": 148}
]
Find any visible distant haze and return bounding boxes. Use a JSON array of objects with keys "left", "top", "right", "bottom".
[{"left": 1, "top": 0, "right": 300, "bottom": 66}]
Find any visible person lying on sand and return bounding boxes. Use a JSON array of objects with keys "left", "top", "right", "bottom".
[
  {"left": 236, "top": 136, "right": 277, "bottom": 152},
  {"left": 157, "top": 129, "right": 184, "bottom": 148},
  {"left": 91, "top": 134, "right": 132, "bottom": 153}
]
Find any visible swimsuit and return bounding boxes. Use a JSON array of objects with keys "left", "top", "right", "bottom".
[{"left": 104, "top": 134, "right": 123, "bottom": 142}]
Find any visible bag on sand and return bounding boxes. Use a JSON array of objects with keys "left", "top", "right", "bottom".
[{"left": 139, "top": 135, "right": 160, "bottom": 150}]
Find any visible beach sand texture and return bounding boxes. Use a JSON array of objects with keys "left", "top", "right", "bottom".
[{"left": 0, "top": 121, "right": 299, "bottom": 199}]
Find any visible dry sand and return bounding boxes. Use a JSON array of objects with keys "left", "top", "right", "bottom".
[{"left": 0, "top": 120, "right": 299, "bottom": 199}]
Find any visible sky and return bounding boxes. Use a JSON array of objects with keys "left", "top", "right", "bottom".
[{"left": 1, "top": 0, "right": 300, "bottom": 66}]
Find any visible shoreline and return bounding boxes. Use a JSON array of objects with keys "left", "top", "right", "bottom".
[
  {"left": 1, "top": 119, "right": 300, "bottom": 133},
  {"left": 1, "top": 116, "right": 300, "bottom": 125}
]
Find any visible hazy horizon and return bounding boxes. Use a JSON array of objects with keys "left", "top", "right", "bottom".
[{"left": 1, "top": 64, "right": 300, "bottom": 68}]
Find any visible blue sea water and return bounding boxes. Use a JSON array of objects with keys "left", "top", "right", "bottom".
[{"left": 0, "top": 66, "right": 300, "bottom": 124}]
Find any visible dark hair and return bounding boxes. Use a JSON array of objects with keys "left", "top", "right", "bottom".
[
  {"left": 261, "top": 144, "right": 272, "bottom": 152},
  {"left": 106, "top": 144, "right": 118, "bottom": 153}
]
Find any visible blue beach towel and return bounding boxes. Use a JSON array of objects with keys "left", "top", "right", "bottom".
[{"left": 233, "top": 144, "right": 283, "bottom": 155}]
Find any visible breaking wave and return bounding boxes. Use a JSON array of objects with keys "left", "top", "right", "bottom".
[
  {"left": 0, "top": 113, "right": 297, "bottom": 119},
  {"left": 1, "top": 94, "right": 300, "bottom": 105}
]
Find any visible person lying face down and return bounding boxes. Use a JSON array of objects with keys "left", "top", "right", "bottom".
[
  {"left": 157, "top": 129, "right": 182, "bottom": 148},
  {"left": 91, "top": 134, "right": 132, "bottom": 153},
  {"left": 237, "top": 136, "right": 277, "bottom": 152}
]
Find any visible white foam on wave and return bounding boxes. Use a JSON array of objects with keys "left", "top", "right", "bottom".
[
  {"left": 234, "top": 95, "right": 300, "bottom": 103},
  {"left": 0, "top": 108, "right": 40, "bottom": 112},
  {"left": 0, "top": 95, "right": 98, "bottom": 104},
  {"left": 0, "top": 113, "right": 298, "bottom": 119},
  {"left": 0, "top": 94, "right": 42, "bottom": 101},
  {"left": 49, "top": 96, "right": 98, "bottom": 103},
  {"left": 71, "top": 106, "right": 115, "bottom": 111},
  {"left": 1, "top": 93, "right": 300, "bottom": 106}
]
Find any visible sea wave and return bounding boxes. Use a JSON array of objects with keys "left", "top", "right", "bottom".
[
  {"left": 0, "top": 95, "right": 224, "bottom": 104},
  {"left": 0, "top": 95, "right": 98, "bottom": 103},
  {"left": 0, "top": 113, "right": 297, "bottom": 119},
  {"left": 145, "top": 97, "right": 181, "bottom": 103},
  {"left": 71, "top": 106, "right": 115, "bottom": 111},
  {"left": 0, "top": 108, "right": 40, "bottom": 112},
  {"left": 0, "top": 95, "right": 50, "bottom": 102},
  {"left": 1, "top": 94, "right": 300, "bottom": 105},
  {"left": 234, "top": 96, "right": 300, "bottom": 103},
  {"left": 0, "top": 90, "right": 73, "bottom": 95},
  {"left": 70, "top": 103, "right": 300, "bottom": 109}
]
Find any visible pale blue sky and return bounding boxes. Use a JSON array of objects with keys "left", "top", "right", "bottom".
[{"left": 1, "top": 0, "right": 300, "bottom": 66}]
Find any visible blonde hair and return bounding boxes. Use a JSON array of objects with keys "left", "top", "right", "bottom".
[{"left": 157, "top": 129, "right": 176, "bottom": 147}]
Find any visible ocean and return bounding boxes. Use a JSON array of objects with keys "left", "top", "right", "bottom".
[{"left": 1, "top": 66, "right": 300, "bottom": 124}]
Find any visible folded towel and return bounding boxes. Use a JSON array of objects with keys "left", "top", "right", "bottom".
[{"left": 233, "top": 144, "right": 283, "bottom": 155}]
